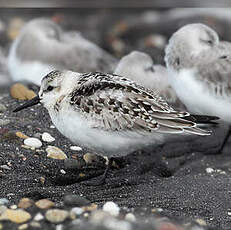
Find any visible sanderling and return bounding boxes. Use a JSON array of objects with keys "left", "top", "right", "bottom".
[
  {"left": 165, "top": 23, "right": 231, "bottom": 151},
  {"left": 13, "top": 69, "right": 212, "bottom": 153},
  {"left": 8, "top": 18, "right": 117, "bottom": 85},
  {"left": 13, "top": 70, "right": 214, "bottom": 182},
  {"left": 114, "top": 51, "right": 185, "bottom": 109}
]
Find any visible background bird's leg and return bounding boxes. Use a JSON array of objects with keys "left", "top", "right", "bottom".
[{"left": 217, "top": 125, "right": 231, "bottom": 154}]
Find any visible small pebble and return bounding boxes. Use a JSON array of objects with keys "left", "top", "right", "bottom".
[
  {"left": 206, "top": 167, "right": 214, "bottom": 173},
  {"left": 33, "top": 212, "right": 44, "bottom": 221},
  {"left": 70, "top": 207, "right": 84, "bottom": 216},
  {"left": 0, "top": 104, "right": 6, "bottom": 112},
  {"left": 42, "top": 132, "right": 55, "bottom": 143},
  {"left": 0, "top": 209, "right": 31, "bottom": 223},
  {"left": 46, "top": 146, "right": 67, "bottom": 160},
  {"left": 10, "top": 205, "right": 17, "bottom": 209},
  {"left": 0, "top": 198, "right": 9, "bottom": 205},
  {"left": 16, "top": 132, "right": 29, "bottom": 139},
  {"left": 56, "top": 224, "right": 63, "bottom": 230},
  {"left": 60, "top": 169, "right": 66, "bottom": 174},
  {"left": 125, "top": 213, "right": 136, "bottom": 222},
  {"left": 0, "top": 119, "right": 10, "bottom": 126},
  {"left": 24, "top": 138, "right": 42, "bottom": 149},
  {"left": 83, "top": 153, "right": 98, "bottom": 164},
  {"left": 103, "top": 201, "right": 120, "bottom": 217},
  {"left": 18, "top": 223, "right": 28, "bottom": 230},
  {"left": 35, "top": 199, "right": 54, "bottom": 209},
  {"left": 0, "top": 165, "right": 11, "bottom": 170},
  {"left": 70, "top": 146, "right": 82, "bottom": 151},
  {"left": 45, "top": 209, "right": 69, "bottom": 223},
  {"left": 18, "top": 198, "right": 34, "bottom": 209},
  {"left": 10, "top": 83, "right": 36, "bottom": 100},
  {"left": 63, "top": 195, "right": 90, "bottom": 207},
  {"left": 30, "top": 221, "right": 41, "bottom": 228},
  {"left": 195, "top": 218, "right": 207, "bottom": 226}
]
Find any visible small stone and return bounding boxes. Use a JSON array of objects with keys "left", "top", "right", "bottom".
[
  {"left": 82, "top": 204, "right": 98, "bottom": 212},
  {"left": 125, "top": 213, "right": 136, "bottom": 222},
  {"left": 63, "top": 195, "right": 90, "bottom": 207},
  {"left": 206, "top": 167, "right": 214, "bottom": 173},
  {"left": 60, "top": 169, "right": 66, "bottom": 174},
  {"left": 24, "top": 138, "right": 42, "bottom": 149},
  {"left": 33, "top": 212, "right": 44, "bottom": 221},
  {"left": 18, "top": 223, "right": 28, "bottom": 230},
  {"left": 70, "top": 207, "right": 84, "bottom": 217},
  {"left": 18, "top": 198, "right": 34, "bottom": 209},
  {"left": 64, "top": 159, "right": 81, "bottom": 169},
  {"left": 195, "top": 218, "right": 207, "bottom": 226},
  {"left": 10, "top": 83, "right": 36, "bottom": 100},
  {"left": 10, "top": 205, "right": 17, "bottom": 209},
  {"left": 83, "top": 153, "right": 98, "bottom": 164},
  {"left": 0, "top": 209, "right": 31, "bottom": 223},
  {"left": 0, "top": 198, "right": 9, "bottom": 205},
  {"left": 45, "top": 209, "right": 69, "bottom": 223},
  {"left": 0, "top": 119, "right": 10, "bottom": 126},
  {"left": 56, "top": 224, "right": 63, "bottom": 230},
  {"left": 0, "top": 205, "right": 7, "bottom": 214},
  {"left": 0, "top": 165, "right": 11, "bottom": 170},
  {"left": 40, "top": 177, "right": 45, "bottom": 184},
  {"left": 0, "top": 104, "right": 6, "bottom": 113},
  {"left": 70, "top": 146, "right": 82, "bottom": 151},
  {"left": 16, "top": 132, "right": 29, "bottom": 139},
  {"left": 46, "top": 146, "right": 67, "bottom": 160},
  {"left": 42, "top": 132, "right": 55, "bottom": 143},
  {"left": 79, "top": 173, "right": 85, "bottom": 177},
  {"left": 103, "top": 201, "right": 120, "bottom": 217},
  {"left": 90, "top": 210, "right": 111, "bottom": 224},
  {"left": 30, "top": 221, "right": 41, "bottom": 228},
  {"left": 35, "top": 199, "right": 54, "bottom": 209}
]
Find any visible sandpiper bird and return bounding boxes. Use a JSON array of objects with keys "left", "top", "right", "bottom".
[
  {"left": 165, "top": 23, "right": 231, "bottom": 151},
  {"left": 114, "top": 51, "right": 185, "bottom": 109},
  {"left": 14, "top": 70, "right": 215, "bottom": 182},
  {"left": 8, "top": 18, "right": 117, "bottom": 85}
]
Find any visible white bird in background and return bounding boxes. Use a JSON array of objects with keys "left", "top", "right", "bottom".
[
  {"left": 114, "top": 51, "right": 185, "bottom": 109},
  {"left": 0, "top": 47, "right": 11, "bottom": 86},
  {"left": 8, "top": 18, "right": 118, "bottom": 85},
  {"left": 165, "top": 23, "right": 231, "bottom": 151}
]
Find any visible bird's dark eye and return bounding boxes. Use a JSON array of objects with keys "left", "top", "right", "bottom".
[
  {"left": 47, "top": 86, "right": 54, "bottom": 92},
  {"left": 220, "top": 55, "right": 228, "bottom": 59}
]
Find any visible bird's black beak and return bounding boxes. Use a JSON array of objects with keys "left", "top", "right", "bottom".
[{"left": 13, "top": 96, "right": 40, "bottom": 112}]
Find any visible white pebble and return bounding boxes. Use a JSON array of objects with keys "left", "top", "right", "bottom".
[
  {"left": 34, "top": 212, "right": 44, "bottom": 221},
  {"left": 24, "top": 138, "right": 42, "bottom": 148},
  {"left": 42, "top": 132, "right": 55, "bottom": 143},
  {"left": 206, "top": 167, "right": 214, "bottom": 173},
  {"left": 60, "top": 169, "right": 66, "bottom": 174},
  {"left": 125, "top": 213, "right": 136, "bottom": 222},
  {"left": 70, "top": 207, "right": 84, "bottom": 216},
  {"left": 103, "top": 201, "right": 120, "bottom": 217},
  {"left": 228, "top": 212, "right": 231, "bottom": 216},
  {"left": 70, "top": 146, "right": 82, "bottom": 151}
]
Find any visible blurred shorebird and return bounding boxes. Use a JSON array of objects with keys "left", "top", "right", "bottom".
[
  {"left": 115, "top": 51, "right": 185, "bottom": 109},
  {"left": 165, "top": 23, "right": 231, "bottom": 152},
  {"left": 13, "top": 70, "right": 216, "bottom": 183},
  {"left": 8, "top": 18, "right": 117, "bottom": 85}
]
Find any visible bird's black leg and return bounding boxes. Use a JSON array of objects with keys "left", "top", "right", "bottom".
[
  {"left": 218, "top": 125, "right": 231, "bottom": 154},
  {"left": 83, "top": 157, "right": 114, "bottom": 186}
]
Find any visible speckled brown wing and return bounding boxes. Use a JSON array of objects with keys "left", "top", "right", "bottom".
[{"left": 69, "top": 72, "right": 210, "bottom": 135}]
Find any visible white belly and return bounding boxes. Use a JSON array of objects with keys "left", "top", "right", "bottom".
[
  {"left": 49, "top": 109, "right": 163, "bottom": 156},
  {"left": 169, "top": 69, "right": 231, "bottom": 123}
]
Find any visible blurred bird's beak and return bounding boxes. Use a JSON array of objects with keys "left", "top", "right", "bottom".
[{"left": 13, "top": 96, "right": 40, "bottom": 112}]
